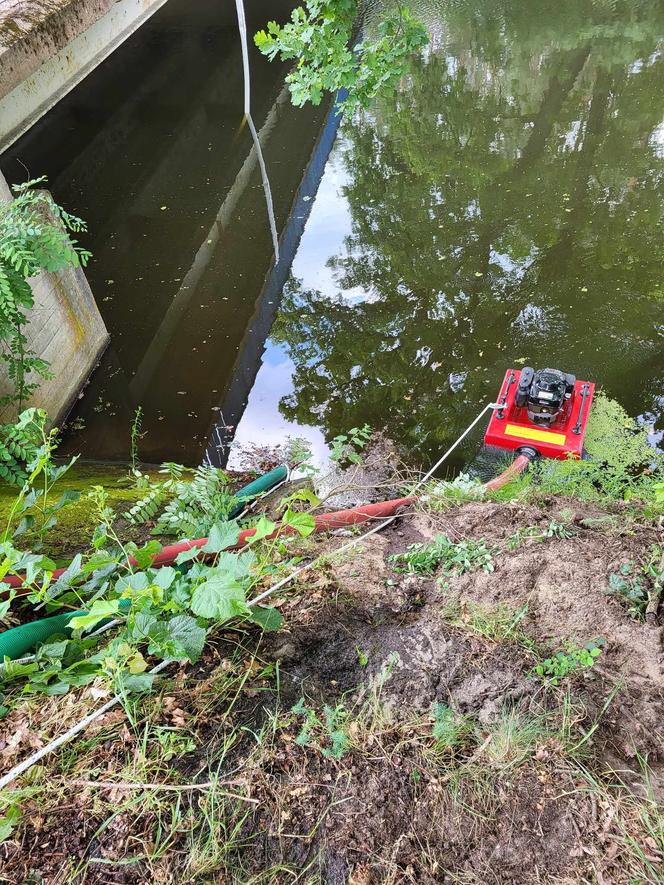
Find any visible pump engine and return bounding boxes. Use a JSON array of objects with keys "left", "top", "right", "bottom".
[
  {"left": 484, "top": 367, "right": 594, "bottom": 460},
  {"left": 514, "top": 367, "right": 576, "bottom": 427}
]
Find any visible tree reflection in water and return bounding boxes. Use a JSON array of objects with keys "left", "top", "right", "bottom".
[{"left": 271, "top": 0, "right": 664, "bottom": 467}]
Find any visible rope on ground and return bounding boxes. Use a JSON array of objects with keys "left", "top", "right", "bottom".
[
  {"left": 0, "top": 404, "right": 498, "bottom": 789},
  {"left": 0, "top": 660, "right": 170, "bottom": 791}
]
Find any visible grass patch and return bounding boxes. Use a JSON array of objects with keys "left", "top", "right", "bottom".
[{"left": 441, "top": 599, "right": 534, "bottom": 647}]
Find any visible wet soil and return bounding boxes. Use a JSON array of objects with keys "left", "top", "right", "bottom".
[{"left": 1, "top": 498, "right": 663, "bottom": 883}]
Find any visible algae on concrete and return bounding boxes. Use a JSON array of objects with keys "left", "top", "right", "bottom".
[{"left": 0, "top": 463, "right": 161, "bottom": 561}]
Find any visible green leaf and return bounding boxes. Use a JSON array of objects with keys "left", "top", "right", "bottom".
[
  {"left": 203, "top": 520, "right": 240, "bottom": 553},
  {"left": 161, "top": 614, "right": 207, "bottom": 662},
  {"left": 249, "top": 516, "right": 277, "bottom": 542},
  {"left": 37, "top": 639, "right": 69, "bottom": 661},
  {"left": 128, "top": 540, "right": 162, "bottom": 569},
  {"left": 248, "top": 605, "right": 283, "bottom": 632},
  {"left": 152, "top": 566, "right": 176, "bottom": 590},
  {"left": 282, "top": 508, "right": 316, "bottom": 537},
  {"left": 69, "top": 599, "right": 120, "bottom": 632},
  {"left": 283, "top": 487, "right": 321, "bottom": 507},
  {"left": 129, "top": 610, "right": 157, "bottom": 641},
  {"left": 53, "top": 489, "right": 81, "bottom": 510},
  {"left": 175, "top": 547, "right": 202, "bottom": 565},
  {"left": 0, "top": 805, "right": 21, "bottom": 843},
  {"left": 13, "top": 515, "right": 34, "bottom": 536},
  {"left": 122, "top": 673, "right": 155, "bottom": 693},
  {"left": 116, "top": 572, "right": 150, "bottom": 594},
  {"left": 190, "top": 573, "right": 248, "bottom": 621}
]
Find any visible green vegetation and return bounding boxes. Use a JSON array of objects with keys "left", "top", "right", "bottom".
[
  {"left": 430, "top": 702, "right": 474, "bottom": 753},
  {"left": 607, "top": 547, "right": 663, "bottom": 621},
  {"left": 125, "top": 464, "right": 239, "bottom": 536},
  {"left": 390, "top": 535, "right": 494, "bottom": 578},
  {"left": 255, "top": 0, "right": 428, "bottom": 110},
  {"left": 329, "top": 422, "right": 372, "bottom": 465},
  {"left": 532, "top": 639, "right": 604, "bottom": 686},
  {"left": 1, "top": 2, "right": 663, "bottom": 876},
  {"left": 0, "top": 178, "right": 90, "bottom": 413},
  {"left": 0, "top": 421, "right": 319, "bottom": 704},
  {"left": 292, "top": 697, "right": 351, "bottom": 758},
  {"left": 0, "top": 463, "right": 161, "bottom": 559}
]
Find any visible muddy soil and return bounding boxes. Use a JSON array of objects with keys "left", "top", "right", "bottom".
[
  {"left": 1, "top": 499, "right": 663, "bottom": 884},
  {"left": 405, "top": 502, "right": 664, "bottom": 791},
  {"left": 235, "top": 501, "right": 663, "bottom": 881}
]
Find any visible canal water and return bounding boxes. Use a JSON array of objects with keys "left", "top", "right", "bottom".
[{"left": 2, "top": 0, "right": 664, "bottom": 472}]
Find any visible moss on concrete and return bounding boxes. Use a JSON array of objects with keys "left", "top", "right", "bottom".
[{"left": 0, "top": 463, "right": 162, "bottom": 561}]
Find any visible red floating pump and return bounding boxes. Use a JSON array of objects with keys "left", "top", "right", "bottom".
[{"left": 485, "top": 367, "right": 594, "bottom": 460}]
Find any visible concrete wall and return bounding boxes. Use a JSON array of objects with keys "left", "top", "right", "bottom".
[
  {"left": 0, "top": 0, "right": 170, "bottom": 151},
  {"left": 0, "top": 171, "right": 109, "bottom": 422}
]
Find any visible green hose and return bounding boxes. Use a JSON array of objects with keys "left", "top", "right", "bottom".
[
  {"left": 228, "top": 464, "right": 287, "bottom": 516},
  {"left": 0, "top": 612, "right": 82, "bottom": 661},
  {"left": 0, "top": 465, "right": 289, "bottom": 662}
]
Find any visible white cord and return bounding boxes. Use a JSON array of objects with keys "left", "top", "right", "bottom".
[
  {"left": 0, "top": 660, "right": 170, "bottom": 790},
  {"left": 409, "top": 402, "right": 499, "bottom": 492},
  {"left": 234, "top": 0, "right": 280, "bottom": 262},
  {"left": 0, "top": 407, "right": 496, "bottom": 787},
  {"left": 234, "top": 0, "right": 250, "bottom": 116}
]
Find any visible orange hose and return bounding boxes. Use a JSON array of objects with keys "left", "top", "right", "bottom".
[
  {"left": 3, "top": 456, "right": 532, "bottom": 596},
  {"left": 484, "top": 454, "right": 531, "bottom": 491}
]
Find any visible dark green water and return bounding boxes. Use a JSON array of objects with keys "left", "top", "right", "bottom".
[
  {"left": 3, "top": 0, "right": 664, "bottom": 470},
  {"left": 241, "top": 0, "right": 664, "bottom": 470}
]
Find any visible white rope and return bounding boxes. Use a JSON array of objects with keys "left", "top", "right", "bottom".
[
  {"left": 0, "top": 660, "right": 170, "bottom": 790},
  {"left": 234, "top": 0, "right": 280, "bottom": 262},
  {"left": 409, "top": 401, "right": 499, "bottom": 492},
  {"left": 234, "top": 0, "right": 250, "bottom": 116},
  {"left": 0, "top": 406, "right": 496, "bottom": 787}
]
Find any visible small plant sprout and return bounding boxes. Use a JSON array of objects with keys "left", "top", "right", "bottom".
[
  {"left": 2, "top": 409, "right": 79, "bottom": 547},
  {"left": 286, "top": 436, "right": 317, "bottom": 477},
  {"left": 430, "top": 703, "right": 474, "bottom": 753},
  {"left": 292, "top": 698, "right": 350, "bottom": 759},
  {"left": 330, "top": 424, "right": 372, "bottom": 466},
  {"left": 607, "top": 560, "right": 648, "bottom": 620},
  {"left": 543, "top": 518, "right": 575, "bottom": 539},
  {"left": 533, "top": 638, "right": 605, "bottom": 686},
  {"left": 606, "top": 548, "right": 662, "bottom": 622},
  {"left": 128, "top": 405, "right": 149, "bottom": 488}
]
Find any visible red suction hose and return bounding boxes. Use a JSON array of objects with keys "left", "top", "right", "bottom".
[
  {"left": 2, "top": 497, "right": 416, "bottom": 594},
  {"left": 3, "top": 454, "right": 532, "bottom": 596},
  {"left": 149, "top": 496, "right": 416, "bottom": 567},
  {"left": 484, "top": 453, "right": 532, "bottom": 491}
]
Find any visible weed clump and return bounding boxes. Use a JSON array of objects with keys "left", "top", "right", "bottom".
[
  {"left": 532, "top": 638, "right": 605, "bottom": 686},
  {"left": 390, "top": 534, "right": 494, "bottom": 581},
  {"left": 607, "top": 546, "right": 663, "bottom": 621}
]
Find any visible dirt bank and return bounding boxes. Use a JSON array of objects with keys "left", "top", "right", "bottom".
[{"left": 1, "top": 496, "right": 663, "bottom": 883}]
